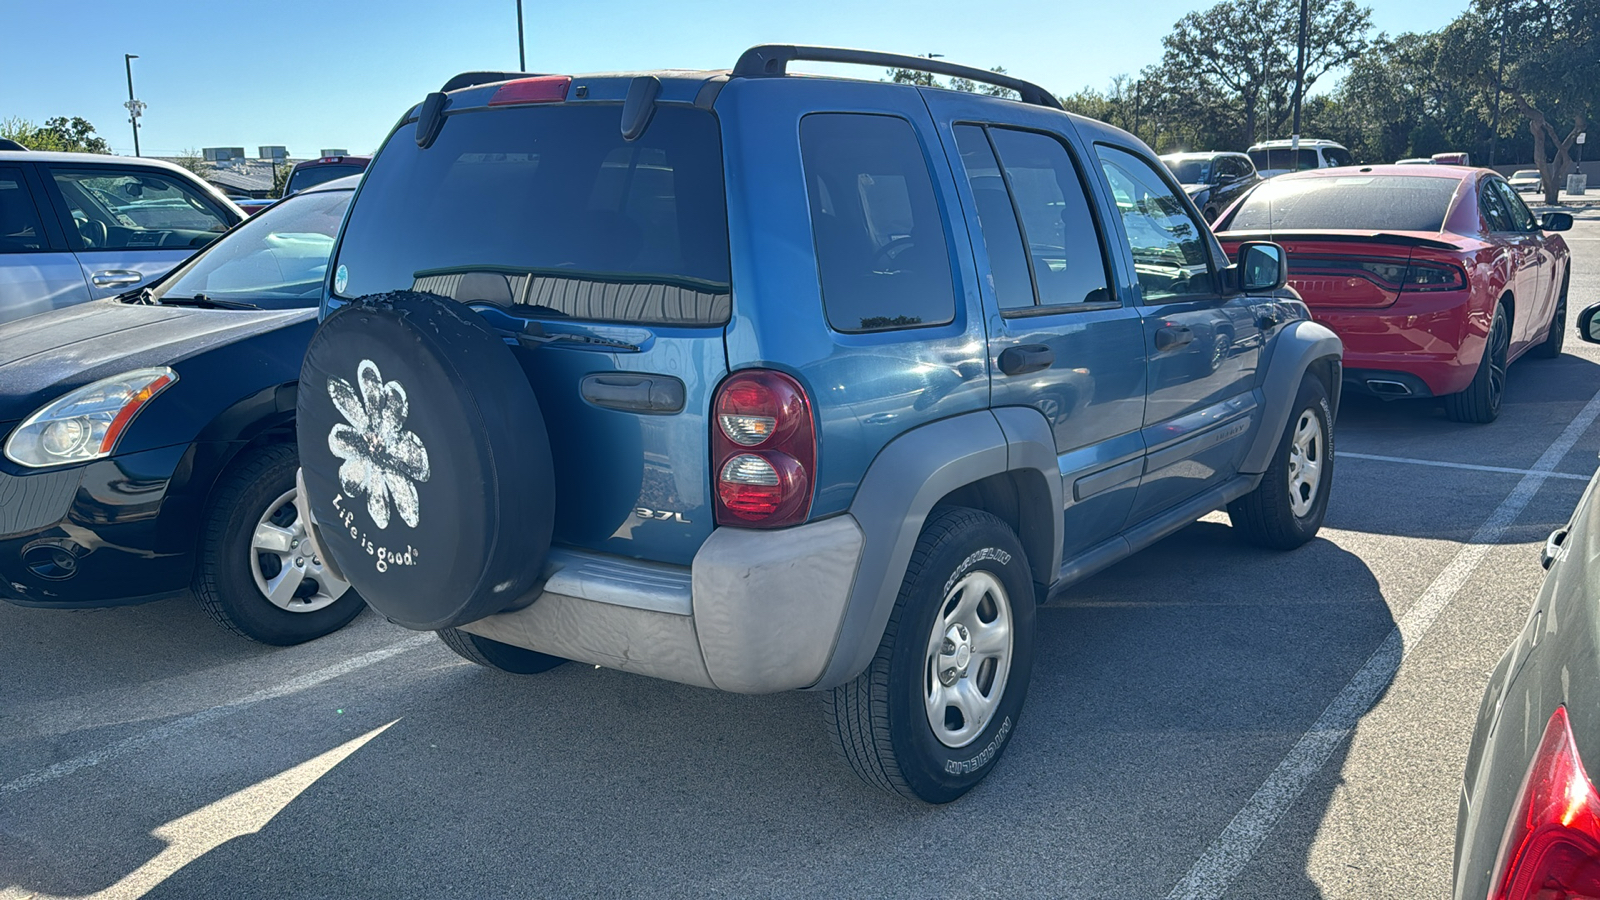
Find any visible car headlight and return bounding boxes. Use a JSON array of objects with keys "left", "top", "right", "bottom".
[{"left": 3, "top": 367, "right": 178, "bottom": 468}]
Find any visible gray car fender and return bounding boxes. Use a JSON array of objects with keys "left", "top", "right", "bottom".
[
  {"left": 810, "top": 408, "right": 1062, "bottom": 690},
  {"left": 1240, "top": 318, "right": 1343, "bottom": 475}
]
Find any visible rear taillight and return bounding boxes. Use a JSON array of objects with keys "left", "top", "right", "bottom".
[
  {"left": 712, "top": 370, "right": 815, "bottom": 528},
  {"left": 1489, "top": 706, "right": 1600, "bottom": 900},
  {"left": 487, "top": 76, "right": 572, "bottom": 106},
  {"left": 1402, "top": 261, "right": 1467, "bottom": 292}
]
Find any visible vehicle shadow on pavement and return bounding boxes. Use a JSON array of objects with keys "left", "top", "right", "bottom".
[{"left": 0, "top": 521, "right": 1395, "bottom": 900}]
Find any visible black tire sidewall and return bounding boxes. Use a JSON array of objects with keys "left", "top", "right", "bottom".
[
  {"left": 886, "top": 513, "right": 1035, "bottom": 803},
  {"left": 200, "top": 444, "right": 364, "bottom": 645}
]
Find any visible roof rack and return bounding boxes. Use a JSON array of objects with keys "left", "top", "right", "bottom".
[
  {"left": 440, "top": 71, "right": 550, "bottom": 93},
  {"left": 731, "top": 45, "right": 1062, "bottom": 111}
]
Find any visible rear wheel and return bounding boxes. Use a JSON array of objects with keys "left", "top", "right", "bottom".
[
  {"left": 1532, "top": 276, "right": 1568, "bottom": 359},
  {"left": 1444, "top": 303, "right": 1510, "bottom": 424},
  {"left": 437, "top": 628, "right": 567, "bottom": 674},
  {"left": 195, "top": 443, "right": 364, "bottom": 645},
  {"left": 825, "top": 508, "right": 1035, "bottom": 803}
]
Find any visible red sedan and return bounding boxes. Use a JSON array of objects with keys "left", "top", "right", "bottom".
[{"left": 1217, "top": 165, "right": 1574, "bottom": 423}]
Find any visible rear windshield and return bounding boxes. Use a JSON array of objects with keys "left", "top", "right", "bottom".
[
  {"left": 333, "top": 105, "right": 731, "bottom": 326},
  {"left": 1248, "top": 148, "right": 1318, "bottom": 172},
  {"left": 1221, "top": 174, "right": 1460, "bottom": 232},
  {"left": 287, "top": 164, "right": 363, "bottom": 194},
  {"left": 1164, "top": 158, "right": 1211, "bottom": 184}
]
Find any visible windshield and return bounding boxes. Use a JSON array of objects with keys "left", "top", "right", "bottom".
[
  {"left": 1513, "top": 170, "right": 1540, "bottom": 179},
  {"left": 1221, "top": 174, "right": 1460, "bottom": 232},
  {"left": 155, "top": 189, "right": 351, "bottom": 308},
  {"left": 1248, "top": 148, "right": 1320, "bottom": 172},
  {"left": 1164, "top": 158, "right": 1212, "bottom": 185},
  {"left": 333, "top": 104, "right": 731, "bottom": 326},
  {"left": 286, "top": 164, "right": 364, "bottom": 195}
]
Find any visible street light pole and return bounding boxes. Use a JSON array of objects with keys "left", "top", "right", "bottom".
[
  {"left": 1290, "top": 0, "right": 1308, "bottom": 171},
  {"left": 124, "top": 53, "right": 143, "bottom": 157},
  {"left": 515, "top": 0, "right": 525, "bottom": 70}
]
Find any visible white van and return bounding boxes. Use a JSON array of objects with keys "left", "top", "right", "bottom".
[{"left": 1246, "top": 139, "right": 1353, "bottom": 178}]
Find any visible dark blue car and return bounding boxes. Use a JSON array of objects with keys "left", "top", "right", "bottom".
[{"left": 0, "top": 176, "right": 361, "bottom": 644}]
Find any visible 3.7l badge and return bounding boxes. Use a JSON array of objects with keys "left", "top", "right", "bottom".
[{"left": 636, "top": 507, "right": 691, "bottom": 524}]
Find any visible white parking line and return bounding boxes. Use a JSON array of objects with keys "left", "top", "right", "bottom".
[
  {"left": 1165, "top": 387, "right": 1600, "bottom": 900},
  {"left": 0, "top": 634, "right": 434, "bottom": 798},
  {"left": 1342, "top": 451, "right": 1592, "bottom": 482}
]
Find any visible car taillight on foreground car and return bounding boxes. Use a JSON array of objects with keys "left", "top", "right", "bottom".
[
  {"left": 1489, "top": 706, "right": 1600, "bottom": 900},
  {"left": 712, "top": 370, "right": 815, "bottom": 528}
]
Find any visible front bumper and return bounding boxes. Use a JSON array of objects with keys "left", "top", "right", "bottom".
[
  {"left": 0, "top": 444, "right": 202, "bottom": 608},
  {"left": 458, "top": 515, "right": 866, "bottom": 693},
  {"left": 1313, "top": 289, "right": 1482, "bottom": 397}
]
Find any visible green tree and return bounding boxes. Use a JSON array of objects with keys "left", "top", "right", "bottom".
[
  {"left": 0, "top": 116, "right": 112, "bottom": 153},
  {"left": 171, "top": 149, "right": 213, "bottom": 179},
  {"left": 885, "top": 65, "right": 1017, "bottom": 100},
  {"left": 272, "top": 162, "right": 293, "bottom": 199}
]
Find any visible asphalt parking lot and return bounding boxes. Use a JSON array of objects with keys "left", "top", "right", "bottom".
[{"left": 4, "top": 215, "right": 1600, "bottom": 900}]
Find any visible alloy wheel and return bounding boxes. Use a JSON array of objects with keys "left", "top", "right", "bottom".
[{"left": 250, "top": 488, "right": 350, "bottom": 612}]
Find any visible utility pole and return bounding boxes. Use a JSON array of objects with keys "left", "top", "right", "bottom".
[
  {"left": 1290, "top": 0, "right": 1308, "bottom": 171},
  {"left": 123, "top": 54, "right": 145, "bottom": 157},
  {"left": 515, "top": 0, "right": 526, "bottom": 70}
]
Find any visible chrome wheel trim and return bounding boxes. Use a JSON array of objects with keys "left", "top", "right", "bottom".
[
  {"left": 249, "top": 488, "right": 349, "bottom": 613},
  {"left": 1286, "top": 407, "right": 1325, "bottom": 519},
  {"left": 923, "top": 569, "right": 1013, "bottom": 749}
]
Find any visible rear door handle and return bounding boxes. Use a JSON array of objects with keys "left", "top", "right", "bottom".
[
  {"left": 997, "top": 344, "right": 1054, "bottom": 376},
  {"left": 580, "top": 373, "right": 685, "bottom": 414},
  {"left": 91, "top": 270, "right": 142, "bottom": 288},
  {"left": 1154, "top": 325, "right": 1194, "bottom": 352},
  {"left": 1543, "top": 527, "right": 1569, "bottom": 570}
]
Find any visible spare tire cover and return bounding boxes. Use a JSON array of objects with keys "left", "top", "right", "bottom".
[{"left": 297, "top": 291, "right": 555, "bottom": 630}]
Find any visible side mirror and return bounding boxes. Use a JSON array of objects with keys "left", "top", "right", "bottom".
[
  {"left": 1236, "top": 241, "right": 1287, "bottom": 293},
  {"left": 1578, "top": 302, "right": 1600, "bottom": 344},
  {"left": 1541, "top": 212, "right": 1574, "bottom": 232}
]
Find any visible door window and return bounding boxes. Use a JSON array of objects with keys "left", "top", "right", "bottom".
[
  {"left": 986, "top": 128, "right": 1112, "bottom": 308},
  {"left": 1493, "top": 179, "right": 1537, "bottom": 232},
  {"left": 1480, "top": 179, "right": 1515, "bottom": 233},
  {"left": 0, "top": 168, "right": 47, "bottom": 253},
  {"left": 1095, "top": 144, "right": 1212, "bottom": 303},
  {"left": 953, "top": 126, "right": 1034, "bottom": 310},
  {"left": 800, "top": 114, "right": 956, "bottom": 332},
  {"left": 49, "top": 167, "right": 230, "bottom": 251}
]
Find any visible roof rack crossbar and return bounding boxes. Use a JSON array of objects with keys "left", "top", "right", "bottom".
[
  {"left": 731, "top": 45, "right": 1061, "bottom": 110},
  {"left": 440, "top": 71, "right": 551, "bottom": 93}
]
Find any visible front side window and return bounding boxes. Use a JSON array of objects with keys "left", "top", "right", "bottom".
[
  {"left": 0, "top": 168, "right": 46, "bottom": 253},
  {"left": 1096, "top": 144, "right": 1211, "bottom": 303},
  {"left": 801, "top": 114, "right": 956, "bottom": 332},
  {"left": 1321, "top": 147, "right": 1354, "bottom": 168},
  {"left": 50, "top": 168, "right": 230, "bottom": 250}
]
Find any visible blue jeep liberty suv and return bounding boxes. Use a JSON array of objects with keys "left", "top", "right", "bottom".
[{"left": 295, "top": 46, "right": 1343, "bottom": 803}]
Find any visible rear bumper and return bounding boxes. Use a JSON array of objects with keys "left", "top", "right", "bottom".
[
  {"left": 1313, "top": 289, "right": 1482, "bottom": 397},
  {"left": 0, "top": 445, "right": 199, "bottom": 609},
  {"left": 458, "top": 515, "right": 865, "bottom": 693}
]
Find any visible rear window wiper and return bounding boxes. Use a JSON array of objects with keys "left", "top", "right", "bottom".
[{"left": 157, "top": 293, "right": 261, "bottom": 311}]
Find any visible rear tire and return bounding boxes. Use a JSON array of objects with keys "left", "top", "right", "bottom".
[
  {"left": 195, "top": 443, "right": 364, "bottom": 645},
  {"left": 437, "top": 628, "right": 567, "bottom": 674},
  {"left": 825, "top": 508, "right": 1035, "bottom": 803},
  {"left": 1444, "top": 303, "right": 1510, "bottom": 423},
  {"left": 1228, "top": 375, "right": 1334, "bottom": 550},
  {"left": 1532, "top": 277, "right": 1568, "bottom": 359}
]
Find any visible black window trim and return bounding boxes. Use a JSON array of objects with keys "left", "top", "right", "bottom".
[
  {"left": 40, "top": 163, "right": 236, "bottom": 253},
  {"left": 954, "top": 121, "right": 1123, "bottom": 318},
  {"left": 1094, "top": 140, "right": 1221, "bottom": 304},
  {"left": 799, "top": 110, "right": 961, "bottom": 335}
]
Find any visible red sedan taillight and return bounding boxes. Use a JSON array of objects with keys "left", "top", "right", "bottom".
[
  {"left": 1489, "top": 706, "right": 1600, "bottom": 900},
  {"left": 712, "top": 370, "right": 815, "bottom": 528}
]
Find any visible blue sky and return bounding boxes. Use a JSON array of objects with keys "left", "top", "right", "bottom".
[{"left": 3, "top": 0, "right": 1471, "bottom": 159}]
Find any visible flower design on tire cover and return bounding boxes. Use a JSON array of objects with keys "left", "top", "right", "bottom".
[{"left": 327, "top": 360, "right": 430, "bottom": 529}]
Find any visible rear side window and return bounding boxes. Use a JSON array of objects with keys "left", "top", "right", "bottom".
[
  {"left": 987, "top": 128, "right": 1111, "bottom": 308},
  {"left": 334, "top": 105, "right": 731, "bottom": 326},
  {"left": 1493, "top": 180, "right": 1536, "bottom": 231},
  {"left": 0, "top": 168, "right": 46, "bottom": 252},
  {"left": 1479, "top": 180, "right": 1514, "bottom": 232},
  {"left": 1225, "top": 174, "right": 1460, "bottom": 232},
  {"left": 286, "top": 164, "right": 363, "bottom": 195},
  {"left": 800, "top": 114, "right": 956, "bottom": 332},
  {"left": 50, "top": 168, "right": 231, "bottom": 250}
]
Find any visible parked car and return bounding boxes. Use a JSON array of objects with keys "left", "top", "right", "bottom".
[
  {"left": 1432, "top": 151, "right": 1471, "bottom": 166},
  {"left": 293, "top": 46, "right": 1343, "bottom": 803},
  {"left": 1396, "top": 157, "right": 1435, "bottom": 165},
  {"left": 1159, "top": 151, "right": 1262, "bottom": 221},
  {"left": 1453, "top": 313, "right": 1600, "bottom": 897},
  {"left": 1246, "top": 139, "right": 1353, "bottom": 178},
  {"left": 1509, "top": 169, "right": 1542, "bottom": 192},
  {"left": 236, "top": 197, "right": 277, "bottom": 216},
  {"left": 0, "top": 176, "right": 362, "bottom": 644},
  {"left": 283, "top": 155, "right": 369, "bottom": 196},
  {"left": 1216, "top": 165, "right": 1572, "bottom": 423},
  {"left": 0, "top": 150, "right": 244, "bottom": 325}
]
